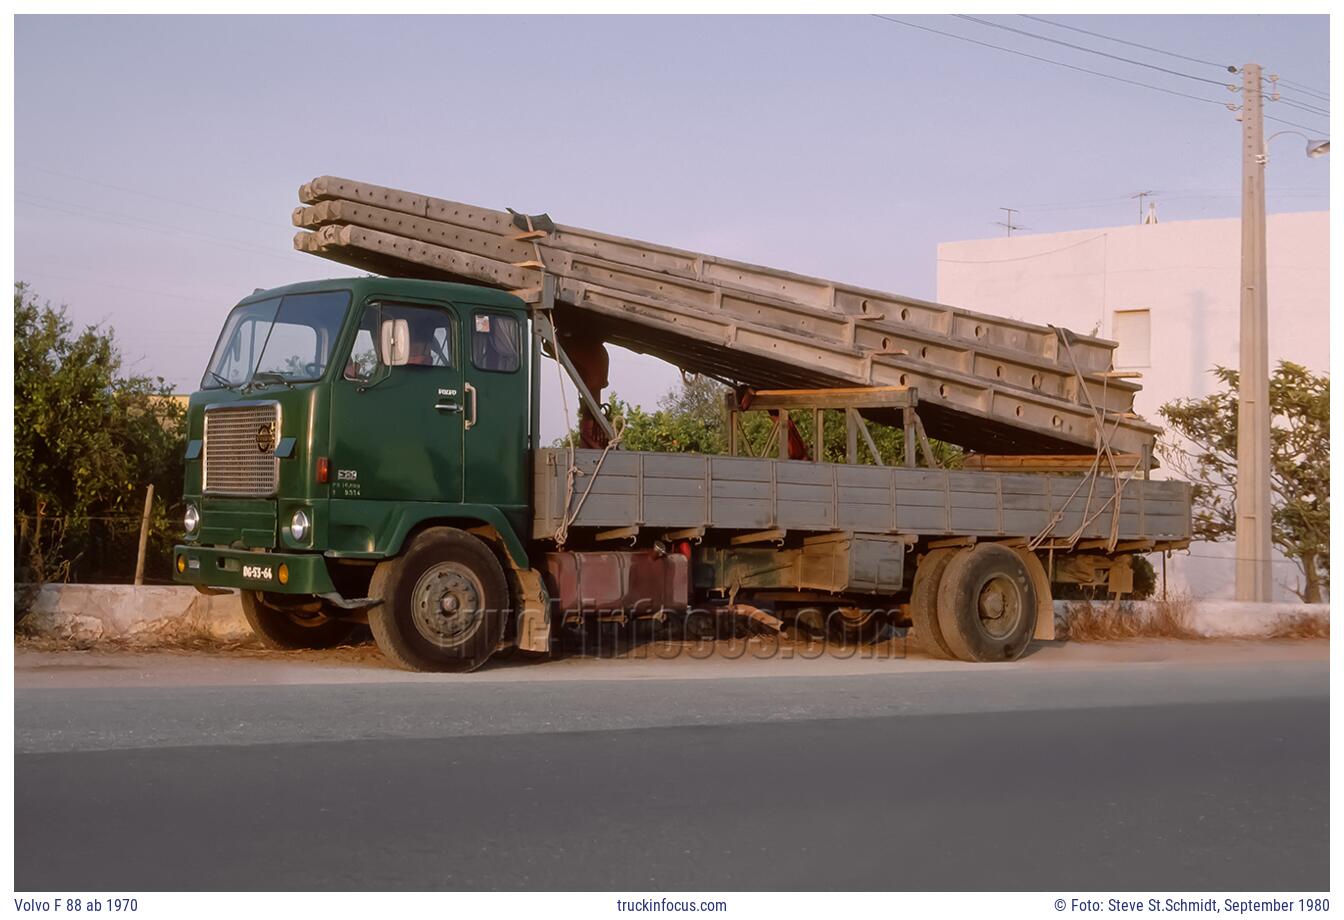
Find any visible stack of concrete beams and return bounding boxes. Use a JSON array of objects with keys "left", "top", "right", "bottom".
[{"left": 292, "top": 175, "right": 1159, "bottom": 456}]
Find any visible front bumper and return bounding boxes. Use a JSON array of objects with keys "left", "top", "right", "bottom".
[{"left": 172, "top": 545, "right": 337, "bottom": 595}]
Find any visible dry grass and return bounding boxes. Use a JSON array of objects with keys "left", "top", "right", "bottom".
[
  {"left": 15, "top": 632, "right": 265, "bottom": 653},
  {"left": 14, "top": 632, "right": 390, "bottom": 663},
  {"left": 1267, "top": 611, "right": 1330, "bottom": 639},
  {"left": 1063, "top": 594, "right": 1197, "bottom": 641}
]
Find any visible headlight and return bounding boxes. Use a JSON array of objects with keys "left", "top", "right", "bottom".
[
  {"left": 289, "top": 509, "right": 310, "bottom": 542},
  {"left": 183, "top": 504, "right": 200, "bottom": 535}
]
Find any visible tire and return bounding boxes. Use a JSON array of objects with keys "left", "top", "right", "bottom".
[
  {"left": 936, "top": 544, "right": 1038, "bottom": 662},
  {"left": 367, "top": 527, "right": 510, "bottom": 672},
  {"left": 1014, "top": 547, "right": 1055, "bottom": 642},
  {"left": 240, "top": 591, "right": 359, "bottom": 650},
  {"left": 909, "top": 548, "right": 958, "bottom": 659}
]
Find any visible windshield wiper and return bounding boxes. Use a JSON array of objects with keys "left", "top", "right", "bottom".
[
  {"left": 207, "top": 371, "right": 240, "bottom": 391},
  {"left": 243, "top": 370, "right": 294, "bottom": 393}
]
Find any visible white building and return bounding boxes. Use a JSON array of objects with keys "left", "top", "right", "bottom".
[{"left": 937, "top": 211, "right": 1329, "bottom": 602}]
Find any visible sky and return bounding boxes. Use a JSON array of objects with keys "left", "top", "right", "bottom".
[{"left": 13, "top": 14, "right": 1331, "bottom": 440}]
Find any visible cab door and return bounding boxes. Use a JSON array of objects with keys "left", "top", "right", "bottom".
[
  {"left": 460, "top": 305, "right": 529, "bottom": 525},
  {"left": 328, "top": 298, "right": 465, "bottom": 507}
]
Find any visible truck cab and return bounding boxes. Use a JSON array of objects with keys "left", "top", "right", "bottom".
[{"left": 174, "top": 278, "right": 533, "bottom": 669}]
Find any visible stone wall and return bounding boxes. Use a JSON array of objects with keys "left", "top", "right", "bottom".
[{"left": 18, "top": 584, "right": 250, "bottom": 642}]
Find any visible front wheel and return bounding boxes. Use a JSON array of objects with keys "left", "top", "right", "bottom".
[
  {"left": 240, "top": 591, "right": 359, "bottom": 650},
  {"left": 368, "top": 527, "right": 509, "bottom": 672}
]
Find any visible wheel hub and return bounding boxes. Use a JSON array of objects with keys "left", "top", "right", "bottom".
[
  {"left": 977, "top": 575, "right": 1023, "bottom": 640},
  {"left": 979, "top": 592, "right": 1005, "bottom": 619},
  {"left": 412, "top": 563, "right": 485, "bottom": 648}
]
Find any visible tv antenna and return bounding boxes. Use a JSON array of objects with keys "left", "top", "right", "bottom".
[
  {"left": 1130, "top": 190, "right": 1155, "bottom": 225},
  {"left": 994, "top": 207, "right": 1025, "bottom": 237}
]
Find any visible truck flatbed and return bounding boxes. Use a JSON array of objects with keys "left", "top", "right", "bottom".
[{"left": 532, "top": 448, "right": 1191, "bottom": 548}]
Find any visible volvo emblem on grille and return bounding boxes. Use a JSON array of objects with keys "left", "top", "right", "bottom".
[{"left": 256, "top": 423, "right": 276, "bottom": 454}]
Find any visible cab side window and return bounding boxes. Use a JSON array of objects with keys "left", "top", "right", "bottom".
[
  {"left": 471, "top": 312, "right": 521, "bottom": 373},
  {"left": 344, "top": 326, "right": 378, "bottom": 381},
  {"left": 344, "top": 302, "right": 455, "bottom": 381},
  {"left": 396, "top": 304, "right": 454, "bottom": 368}
]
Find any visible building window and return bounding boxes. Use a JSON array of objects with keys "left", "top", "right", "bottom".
[{"left": 1112, "top": 309, "right": 1151, "bottom": 368}]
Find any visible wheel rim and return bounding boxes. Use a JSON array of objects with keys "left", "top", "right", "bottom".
[
  {"left": 411, "top": 562, "right": 486, "bottom": 648},
  {"left": 976, "top": 574, "right": 1024, "bottom": 640}
]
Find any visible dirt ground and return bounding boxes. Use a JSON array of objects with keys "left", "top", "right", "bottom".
[{"left": 13, "top": 634, "right": 1328, "bottom": 688}]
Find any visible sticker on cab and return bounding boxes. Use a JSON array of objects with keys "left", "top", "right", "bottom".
[{"left": 475, "top": 315, "right": 491, "bottom": 332}]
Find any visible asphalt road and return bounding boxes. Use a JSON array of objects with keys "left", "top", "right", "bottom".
[{"left": 14, "top": 641, "right": 1329, "bottom": 891}]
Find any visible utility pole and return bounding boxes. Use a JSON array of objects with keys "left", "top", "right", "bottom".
[
  {"left": 1235, "top": 62, "right": 1273, "bottom": 602},
  {"left": 996, "top": 207, "right": 1021, "bottom": 237}
]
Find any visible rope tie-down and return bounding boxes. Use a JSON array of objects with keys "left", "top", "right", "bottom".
[
  {"left": 540, "top": 301, "right": 626, "bottom": 549},
  {"left": 1028, "top": 327, "right": 1143, "bottom": 555},
  {"left": 553, "top": 415, "right": 625, "bottom": 549}
]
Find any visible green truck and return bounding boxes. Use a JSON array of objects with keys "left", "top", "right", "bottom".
[{"left": 173, "top": 273, "right": 1192, "bottom": 672}]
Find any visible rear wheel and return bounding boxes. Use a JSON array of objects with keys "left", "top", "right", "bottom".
[
  {"left": 908, "top": 548, "right": 957, "bottom": 659},
  {"left": 936, "top": 544, "right": 1038, "bottom": 662},
  {"left": 240, "top": 591, "right": 359, "bottom": 650},
  {"left": 368, "top": 527, "right": 509, "bottom": 672}
]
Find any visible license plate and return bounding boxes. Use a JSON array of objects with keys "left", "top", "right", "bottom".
[{"left": 242, "top": 564, "right": 273, "bottom": 581}]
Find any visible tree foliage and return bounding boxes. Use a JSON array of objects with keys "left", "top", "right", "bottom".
[
  {"left": 607, "top": 375, "right": 730, "bottom": 455},
  {"left": 1159, "top": 362, "right": 1328, "bottom": 603},
  {"left": 14, "top": 283, "right": 186, "bottom": 585},
  {"left": 564, "top": 374, "right": 962, "bottom": 469}
]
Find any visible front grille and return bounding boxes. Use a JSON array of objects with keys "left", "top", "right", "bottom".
[{"left": 204, "top": 402, "right": 281, "bottom": 497}]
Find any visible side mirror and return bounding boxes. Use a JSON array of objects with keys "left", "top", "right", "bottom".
[{"left": 379, "top": 318, "right": 410, "bottom": 367}]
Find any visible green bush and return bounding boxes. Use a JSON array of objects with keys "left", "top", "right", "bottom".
[{"left": 14, "top": 283, "right": 185, "bottom": 586}]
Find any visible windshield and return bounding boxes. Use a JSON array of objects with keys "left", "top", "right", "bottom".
[{"left": 202, "top": 290, "right": 352, "bottom": 389}]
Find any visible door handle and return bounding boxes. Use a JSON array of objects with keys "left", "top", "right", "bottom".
[
  {"left": 464, "top": 382, "right": 478, "bottom": 430},
  {"left": 434, "top": 400, "right": 462, "bottom": 413}
]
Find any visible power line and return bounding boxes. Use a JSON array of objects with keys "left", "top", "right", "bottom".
[
  {"left": 15, "top": 267, "right": 226, "bottom": 307},
  {"left": 16, "top": 194, "right": 304, "bottom": 265},
  {"left": 1263, "top": 80, "right": 1330, "bottom": 113},
  {"left": 1014, "top": 186, "right": 1324, "bottom": 211},
  {"left": 937, "top": 234, "right": 1109, "bottom": 264},
  {"left": 956, "top": 14, "right": 1235, "bottom": 87},
  {"left": 1019, "top": 14, "right": 1234, "bottom": 72},
  {"left": 887, "top": 15, "right": 1328, "bottom": 134},
  {"left": 1264, "top": 113, "right": 1329, "bottom": 134},
  {"left": 871, "top": 16, "right": 1234, "bottom": 110},
  {"left": 1159, "top": 191, "right": 1326, "bottom": 202},
  {"left": 1020, "top": 191, "right": 1326, "bottom": 215},
  {"left": 1019, "top": 18, "right": 1330, "bottom": 120},
  {"left": 1271, "top": 97, "right": 1329, "bottom": 118},
  {"left": 1274, "top": 76, "right": 1330, "bottom": 101},
  {"left": 26, "top": 165, "right": 275, "bottom": 227}
]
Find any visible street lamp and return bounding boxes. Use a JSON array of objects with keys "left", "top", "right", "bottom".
[{"left": 1259, "top": 129, "right": 1331, "bottom": 164}]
